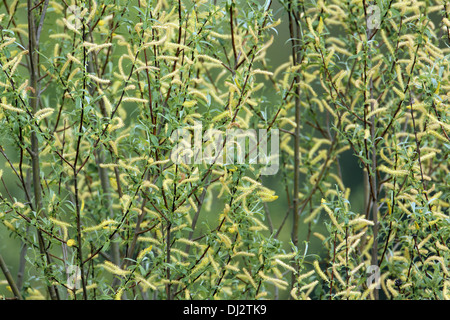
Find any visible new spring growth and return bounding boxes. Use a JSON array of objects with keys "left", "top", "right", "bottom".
[{"left": 321, "top": 199, "right": 344, "bottom": 233}]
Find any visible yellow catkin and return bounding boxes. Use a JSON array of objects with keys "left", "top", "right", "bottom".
[
  {"left": 444, "top": 281, "right": 450, "bottom": 300},
  {"left": 1, "top": 103, "right": 25, "bottom": 113},
  {"left": 102, "top": 261, "right": 130, "bottom": 276},
  {"left": 395, "top": 65, "right": 405, "bottom": 90},
  {"left": 88, "top": 43, "right": 112, "bottom": 54},
  {"left": 13, "top": 201, "right": 25, "bottom": 208},
  {"left": 137, "top": 236, "right": 161, "bottom": 246},
  {"left": 299, "top": 280, "right": 319, "bottom": 293},
  {"left": 255, "top": 292, "right": 267, "bottom": 299},
  {"left": 87, "top": 73, "right": 111, "bottom": 84},
  {"left": 321, "top": 99, "right": 337, "bottom": 118},
  {"left": 290, "top": 287, "right": 299, "bottom": 300},
  {"left": 313, "top": 232, "right": 326, "bottom": 242},
  {"left": 7, "top": 50, "right": 28, "bottom": 76},
  {"left": 436, "top": 241, "right": 449, "bottom": 252},
  {"left": 333, "top": 70, "right": 347, "bottom": 89},
  {"left": 258, "top": 271, "right": 288, "bottom": 289},
  {"left": 137, "top": 246, "right": 153, "bottom": 260},
  {"left": 427, "top": 130, "right": 448, "bottom": 142},
  {"left": 82, "top": 219, "right": 118, "bottom": 233},
  {"left": 348, "top": 217, "right": 374, "bottom": 227},
  {"left": 196, "top": 54, "right": 223, "bottom": 66},
  {"left": 397, "top": 202, "right": 413, "bottom": 215},
  {"left": 334, "top": 287, "right": 360, "bottom": 299},
  {"left": 267, "top": 253, "right": 294, "bottom": 262},
  {"left": 204, "top": 252, "right": 218, "bottom": 275},
  {"left": 141, "top": 181, "right": 159, "bottom": 190},
  {"left": 121, "top": 97, "right": 146, "bottom": 104},
  {"left": 424, "top": 256, "right": 449, "bottom": 276},
  {"left": 313, "top": 260, "right": 329, "bottom": 282},
  {"left": 304, "top": 206, "right": 322, "bottom": 223},
  {"left": 324, "top": 48, "right": 335, "bottom": 67},
  {"left": 208, "top": 30, "right": 232, "bottom": 39},
  {"left": 68, "top": 67, "right": 81, "bottom": 81},
  {"left": 114, "top": 288, "right": 124, "bottom": 300},
  {"left": 274, "top": 259, "right": 297, "bottom": 273},
  {"left": 225, "top": 264, "right": 240, "bottom": 272},
  {"left": 380, "top": 148, "right": 395, "bottom": 167},
  {"left": 190, "top": 257, "right": 209, "bottom": 275},
  {"left": 216, "top": 232, "right": 232, "bottom": 248},
  {"left": 160, "top": 69, "right": 180, "bottom": 81},
  {"left": 386, "top": 279, "right": 399, "bottom": 298},
  {"left": 321, "top": 200, "right": 344, "bottom": 233},
  {"left": 99, "top": 163, "right": 119, "bottom": 169},
  {"left": 308, "top": 139, "right": 331, "bottom": 159},
  {"left": 297, "top": 269, "right": 316, "bottom": 283},
  {"left": 332, "top": 265, "right": 346, "bottom": 287},
  {"left": 381, "top": 29, "right": 395, "bottom": 56},
  {"left": 35, "top": 108, "right": 54, "bottom": 120},
  {"left": 392, "top": 86, "right": 405, "bottom": 100},
  {"left": 85, "top": 0, "right": 97, "bottom": 23},
  {"left": 67, "top": 53, "right": 82, "bottom": 65},
  {"left": 251, "top": 69, "right": 274, "bottom": 77},
  {"left": 378, "top": 165, "right": 409, "bottom": 177},
  {"left": 329, "top": 173, "right": 345, "bottom": 191},
  {"left": 418, "top": 234, "right": 432, "bottom": 249},
  {"left": 241, "top": 268, "right": 257, "bottom": 289},
  {"left": 49, "top": 33, "right": 71, "bottom": 40},
  {"left": 3, "top": 220, "right": 15, "bottom": 231},
  {"left": 49, "top": 217, "right": 70, "bottom": 239},
  {"left": 349, "top": 262, "right": 365, "bottom": 276},
  {"left": 75, "top": 283, "right": 97, "bottom": 295},
  {"left": 188, "top": 89, "right": 208, "bottom": 103},
  {"left": 108, "top": 117, "right": 124, "bottom": 132},
  {"left": 135, "top": 274, "right": 157, "bottom": 291},
  {"left": 366, "top": 107, "right": 388, "bottom": 119},
  {"left": 1, "top": 53, "right": 18, "bottom": 71},
  {"left": 305, "top": 17, "right": 316, "bottom": 37},
  {"left": 0, "top": 37, "right": 16, "bottom": 50},
  {"left": 25, "top": 288, "right": 45, "bottom": 300}
]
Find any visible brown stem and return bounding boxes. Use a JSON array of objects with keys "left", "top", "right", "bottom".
[{"left": 27, "top": 0, "right": 59, "bottom": 300}]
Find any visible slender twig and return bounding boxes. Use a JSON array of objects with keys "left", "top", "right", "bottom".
[
  {"left": 287, "top": 0, "right": 302, "bottom": 290},
  {"left": 27, "top": 0, "right": 59, "bottom": 300},
  {"left": 35, "top": 0, "right": 49, "bottom": 46},
  {"left": 0, "top": 253, "right": 22, "bottom": 300},
  {"left": 72, "top": 20, "right": 88, "bottom": 300},
  {"left": 229, "top": 3, "right": 238, "bottom": 67}
]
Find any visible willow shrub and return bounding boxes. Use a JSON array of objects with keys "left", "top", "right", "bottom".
[{"left": 0, "top": 0, "right": 449, "bottom": 300}]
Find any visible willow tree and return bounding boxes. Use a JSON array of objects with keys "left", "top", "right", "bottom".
[{"left": 0, "top": 0, "right": 449, "bottom": 301}]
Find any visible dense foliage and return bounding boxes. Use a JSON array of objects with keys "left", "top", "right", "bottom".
[{"left": 0, "top": 0, "right": 449, "bottom": 300}]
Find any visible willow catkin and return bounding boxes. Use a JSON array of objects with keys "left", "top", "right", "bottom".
[
  {"left": 313, "top": 260, "right": 329, "bottom": 282},
  {"left": 0, "top": 103, "right": 25, "bottom": 113}
]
